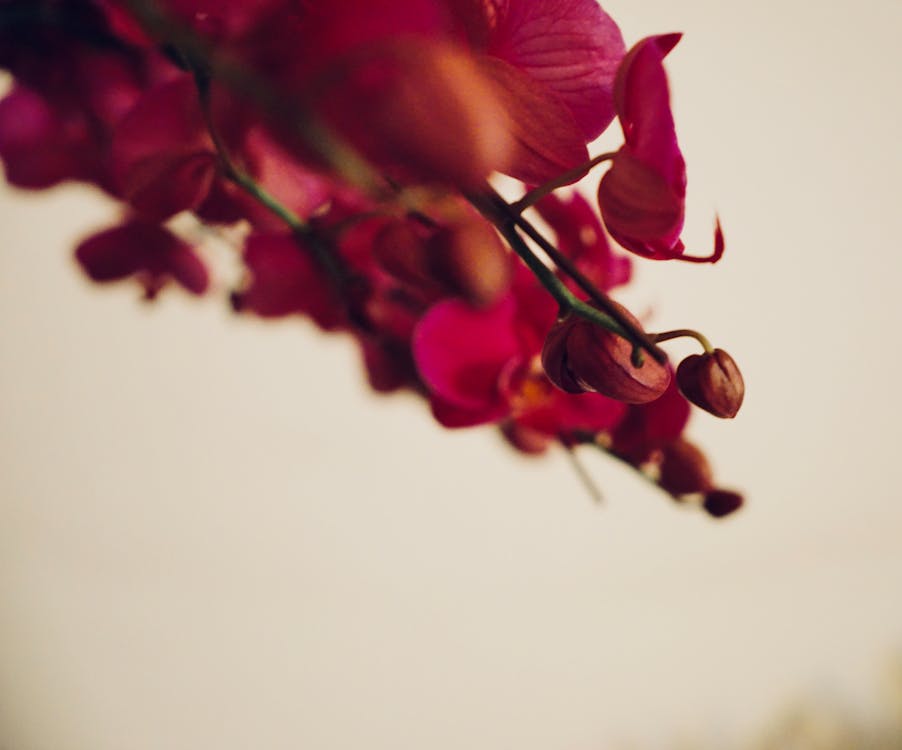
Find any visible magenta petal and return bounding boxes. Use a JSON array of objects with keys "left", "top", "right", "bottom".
[
  {"left": 615, "top": 34, "right": 685, "bottom": 190},
  {"left": 479, "top": 56, "right": 588, "bottom": 184},
  {"left": 413, "top": 296, "right": 521, "bottom": 411},
  {"left": 487, "top": 0, "right": 626, "bottom": 141}
]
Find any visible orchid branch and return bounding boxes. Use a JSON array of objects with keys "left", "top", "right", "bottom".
[
  {"left": 509, "top": 152, "right": 616, "bottom": 214},
  {"left": 470, "top": 187, "right": 668, "bottom": 364},
  {"left": 188, "top": 63, "right": 372, "bottom": 331},
  {"left": 122, "top": 0, "right": 382, "bottom": 195}
]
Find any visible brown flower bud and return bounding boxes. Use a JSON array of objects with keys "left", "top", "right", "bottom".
[
  {"left": 676, "top": 348, "right": 744, "bottom": 418},
  {"left": 428, "top": 218, "right": 511, "bottom": 308},
  {"left": 702, "top": 489, "right": 744, "bottom": 518},
  {"left": 658, "top": 438, "right": 714, "bottom": 495},
  {"left": 541, "top": 304, "right": 671, "bottom": 404}
]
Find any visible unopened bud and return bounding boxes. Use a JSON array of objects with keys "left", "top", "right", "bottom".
[
  {"left": 541, "top": 304, "right": 671, "bottom": 404},
  {"left": 428, "top": 219, "right": 511, "bottom": 307},
  {"left": 659, "top": 438, "right": 713, "bottom": 495},
  {"left": 676, "top": 348, "right": 744, "bottom": 418},
  {"left": 702, "top": 489, "right": 744, "bottom": 518},
  {"left": 372, "top": 220, "right": 433, "bottom": 287}
]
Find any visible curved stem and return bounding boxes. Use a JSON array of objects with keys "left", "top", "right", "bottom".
[
  {"left": 652, "top": 328, "right": 714, "bottom": 353},
  {"left": 510, "top": 152, "right": 616, "bottom": 215}
]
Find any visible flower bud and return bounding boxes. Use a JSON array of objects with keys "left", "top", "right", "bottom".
[
  {"left": 676, "top": 348, "right": 744, "bottom": 418},
  {"left": 658, "top": 438, "right": 713, "bottom": 495},
  {"left": 541, "top": 304, "right": 671, "bottom": 404},
  {"left": 372, "top": 220, "right": 433, "bottom": 288},
  {"left": 428, "top": 218, "right": 511, "bottom": 308},
  {"left": 702, "top": 489, "right": 744, "bottom": 518}
]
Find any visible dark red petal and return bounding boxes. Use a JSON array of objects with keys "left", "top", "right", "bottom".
[
  {"left": 119, "top": 151, "right": 218, "bottom": 221},
  {"left": 235, "top": 233, "right": 344, "bottom": 328},
  {"left": 487, "top": 0, "right": 626, "bottom": 141},
  {"left": 111, "top": 76, "right": 216, "bottom": 219},
  {"left": 164, "top": 241, "right": 209, "bottom": 295},
  {"left": 358, "top": 336, "right": 418, "bottom": 393},
  {"left": 297, "top": 0, "right": 450, "bottom": 64},
  {"left": 612, "top": 378, "right": 691, "bottom": 463},
  {"left": 430, "top": 394, "right": 508, "bottom": 428},
  {"left": 0, "top": 87, "right": 89, "bottom": 188},
  {"left": 75, "top": 226, "right": 143, "bottom": 282},
  {"left": 478, "top": 56, "right": 588, "bottom": 185},
  {"left": 413, "top": 296, "right": 521, "bottom": 411},
  {"left": 74, "top": 220, "right": 208, "bottom": 295},
  {"left": 517, "top": 388, "right": 627, "bottom": 436}
]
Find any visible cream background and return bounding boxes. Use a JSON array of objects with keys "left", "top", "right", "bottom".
[{"left": 2, "top": 0, "right": 901, "bottom": 748}]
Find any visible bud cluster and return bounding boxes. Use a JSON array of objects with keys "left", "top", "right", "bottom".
[{"left": 0, "top": 0, "right": 744, "bottom": 516}]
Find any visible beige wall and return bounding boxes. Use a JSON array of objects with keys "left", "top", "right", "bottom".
[{"left": 2, "top": 0, "right": 901, "bottom": 748}]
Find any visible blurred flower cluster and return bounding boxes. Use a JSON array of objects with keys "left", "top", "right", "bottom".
[{"left": 0, "top": 0, "right": 745, "bottom": 514}]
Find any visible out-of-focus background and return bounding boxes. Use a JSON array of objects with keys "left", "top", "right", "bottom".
[{"left": 2, "top": 1, "right": 901, "bottom": 748}]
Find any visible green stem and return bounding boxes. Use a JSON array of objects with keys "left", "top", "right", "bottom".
[
  {"left": 190, "top": 66, "right": 371, "bottom": 330},
  {"left": 467, "top": 192, "right": 627, "bottom": 336},
  {"left": 652, "top": 328, "right": 714, "bottom": 353},
  {"left": 477, "top": 187, "right": 667, "bottom": 363},
  {"left": 510, "top": 152, "right": 616, "bottom": 214},
  {"left": 563, "top": 444, "right": 604, "bottom": 504}
]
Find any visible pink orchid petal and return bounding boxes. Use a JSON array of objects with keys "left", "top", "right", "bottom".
[
  {"left": 598, "top": 151, "right": 684, "bottom": 257},
  {"left": 672, "top": 218, "right": 725, "bottom": 264},
  {"left": 615, "top": 34, "right": 685, "bottom": 191},
  {"left": 413, "top": 296, "right": 521, "bottom": 411},
  {"left": 487, "top": 0, "right": 625, "bottom": 140},
  {"left": 535, "top": 192, "right": 632, "bottom": 291},
  {"left": 478, "top": 55, "right": 588, "bottom": 185}
]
